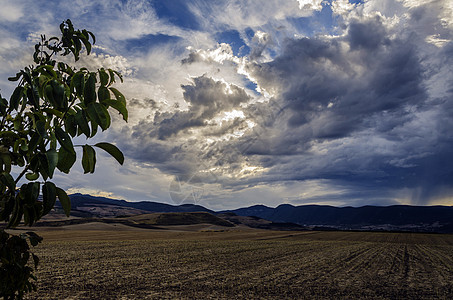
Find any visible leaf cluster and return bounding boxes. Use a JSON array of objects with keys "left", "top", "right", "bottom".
[
  {"left": 0, "top": 231, "right": 42, "bottom": 300},
  {"left": 0, "top": 20, "right": 128, "bottom": 299},
  {"left": 1, "top": 19, "right": 127, "bottom": 228}
]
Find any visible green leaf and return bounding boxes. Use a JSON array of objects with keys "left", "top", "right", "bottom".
[
  {"left": 46, "top": 149, "right": 58, "bottom": 178},
  {"left": 0, "top": 194, "right": 14, "bottom": 221},
  {"left": 86, "top": 102, "right": 110, "bottom": 131},
  {"left": 55, "top": 126, "right": 75, "bottom": 154},
  {"left": 57, "top": 147, "right": 76, "bottom": 173},
  {"left": 99, "top": 68, "right": 109, "bottom": 86},
  {"left": 94, "top": 142, "right": 124, "bottom": 165},
  {"left": 1, "top": 154, "right": 12, "bottom": 173},
  {"left": 0, "top": 97, "right": 6, "bottom": 115},
  {"left": 31, "top": 182, "right": 40, "bottom": 201},
  {"left": 98, "top": 86, "right": 110, "bottom": 102},
  {"left": 13, "top": 139, "right": 20, "bottom": 153},
  {"left": 26, "top": 85, "right": 40, "bottom": 108},
  {"left": 21, "top": 182, "right": 40, "bottom": 206},
  {"left": 50, "top": 130, "right": 57, "bottom": 149},
  {"left": 112, "top": 70, "right": 123, "bottom": 83},
  {"left": 13, "top": 116, "right": 23, "bottom": 131},
  {"left": 74, "top": 110, "right": 90, "bottom": 137},
  {"left": 80, "top": 31, "right": 92, "bottom": 55},
  {"left": 36, "top": 64, "right": 57, "bottom": 78},
  {"left": 38, "top": 155, "right": 49, "bottom": 181},
  {"left": 83, "top": 73, "right": 96, "bottom": 104},
  {"left": 71, "top": 71, "right": 84, "bottom": 97},
  {"left": 20, "top": 139, "right": 28, "bottom": 152},
  {"left": 25, "top": 173, "right": 39, "bottom": 181},
  {"left": 56, "top": 187, "right": 71, "bottom": 217},
  {"left": 32, "top": 253, "right": 40, "bottom": 268},
  {"left": 0, "top": 130, "right": 19, "bottom": 139},
  {"left": 10, "top": 86, "right": 23, "bottom": 111},
  {"left": 0, "top": 173, "right": 15, "bottom": 191},
  {"left": 8, "top": 72, "right": 22, "bottom": 82},
  {"left": 50, "top": 80, "right": 66, "bottom": 109},
  {"left": 103, "top": 100, "right": 128, "bottom": 122},
  {"left": 28, "top": 132, "right": 42, "bottom": 152},
  {"left": 73, "top": 37, "right": 82, "bottom": 61},
  {"left": 58, "top": 62, "right": 66, "bottom": 72},
  {"left": 42, "top": 182, "right": 56, "bottom": 216},
  {"left": 7, "top": 197, "right": 23, "bottom": 228},
  {"left": 36, "top": 120, "right": 47, "bottom": 138},
  {"left": 90, "top": 120, "right": 98, "bottom": 137},
  {"left": 109, "top": 87, "right": 126, "bottom": 105},
  {"left": 107, "top": 69, "right": 115, "bottom": 85},
  {"left": 27, "top": 231, "right": 43, "bottom": 246},
  {"left": 87, "top": 30, "right": 96, "bottom": 44},
  {"left": 43, "top": 108, "right": 64, "bottom": 118},
  {"left": 65, "top": 114, "right": 77, "bottom": 137},
  {"left": 82, "top": 145, "right": 96, "bottom": 173}
]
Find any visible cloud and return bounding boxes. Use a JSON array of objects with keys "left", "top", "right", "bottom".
[
  {"left": 2, "top": 0, "right": 453, "bottom": 209},
  {"left": 227, "top": 2, "right": 452, "bottom": 205},
  {"left": 151, "top": 75, "right": 251, "bottom": 140},
  {"left": 115, "top": 75, "right": 252, "bottom": 180},
  {"left": 248, "top": 15, "right": 425, "bottom": 134},
  {"left": 106, "top": 0, "right": 453, "bottom": 207},
  {"left": 188, "top": 0, "right": 321, "bottom": 30},
  {"left": 0, "top": 0, "right": 24, "bottom": 22}
]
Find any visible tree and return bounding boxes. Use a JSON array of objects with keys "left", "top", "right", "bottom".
[{"left": 0, "top": 20, "right": 128, "bottom": 299}]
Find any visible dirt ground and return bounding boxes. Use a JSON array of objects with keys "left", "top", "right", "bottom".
[{"left": 23, "top": 226, "right": 453, "bottom": 299}]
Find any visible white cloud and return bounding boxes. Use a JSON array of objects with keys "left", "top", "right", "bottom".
[
  {"left": 297, "top": 0, "right": 323, "bottom": 11},
  {"left": 331, "top": 0, "right": 356, "bottom": 16},
  {"left": 0, "top": 1, "right": 24, "bottom": 22}
]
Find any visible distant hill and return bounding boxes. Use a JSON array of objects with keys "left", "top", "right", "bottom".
[
  {"left": 124, "top": 212, "right": 234, "bottom": 227},
  {"left": 217, "top": 212, "right": 306, "bottom": 231},
  {"left": 226, "top": 204, "right": 453, "bottom": 232},
  {"left": 57, "top": 193, "right": 213, "bottom": 218},
  {"left": 35, "top": 212, "right": 234, "bottom": 229},
  {"left": 50, "top": 194, "right": 453, "bottom": 233}
]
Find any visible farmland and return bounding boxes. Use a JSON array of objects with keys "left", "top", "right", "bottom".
[{"left": 25, "top": 228, "right": 453, "bottom": 299}]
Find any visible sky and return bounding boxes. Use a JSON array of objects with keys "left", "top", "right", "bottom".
[{"left": 0, "top": 0, "right": 453, "bottom": 210}]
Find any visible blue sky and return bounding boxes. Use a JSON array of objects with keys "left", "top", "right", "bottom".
[{"left": 1, "top": 0, "right": 453, "bottom": 210}]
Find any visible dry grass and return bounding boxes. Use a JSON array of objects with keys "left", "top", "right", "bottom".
[{"left": 25, "top": 229, "right": 453, "bottom": 299}]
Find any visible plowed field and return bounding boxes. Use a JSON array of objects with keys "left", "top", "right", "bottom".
[{"left": 26, "top": 230, "right": 453, "bottom": 299}]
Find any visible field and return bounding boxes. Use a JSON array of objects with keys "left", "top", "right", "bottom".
[{"left": 23, "top": 226, "right": 453, "bottom": 299}]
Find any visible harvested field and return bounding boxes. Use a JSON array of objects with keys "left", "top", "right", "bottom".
[{"left": 26, "top": 229, "right": 453, "bottom": 299}]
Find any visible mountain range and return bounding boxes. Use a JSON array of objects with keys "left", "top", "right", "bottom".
[
  {"left": 226, "top": 204, "right": 453, "bottom": 232},
  {"left": 51, "top": 194, "right": 453, "bottom": 233}
]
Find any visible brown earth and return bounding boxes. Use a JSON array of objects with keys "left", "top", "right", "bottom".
[{"left": 22, "top": 228, "right": 453, "bottom": 299}]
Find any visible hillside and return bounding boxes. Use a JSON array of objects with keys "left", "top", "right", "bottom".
[
  {"left": 227, "top": 204, "right": 453, "bottom": 232},
  {"left": 46, "top": 193, "right": 453, "bottom": 233},
  {"left": 52, "top": 193, "right": 213, "bottom": 218},
  {"left": 35, "top": 212, "right": 235, "bottom": 229},
  {"left": 122, "top": 212, "right": 235, "bottom": 227}
]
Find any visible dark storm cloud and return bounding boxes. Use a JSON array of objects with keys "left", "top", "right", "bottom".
[
  {"left": 249, "top": 17, "right": 425, "bottom": 138},
  {"left": 117, "top": 120, "right": 202, "bottom": 177},
  {"left": 240, "top": 14, "right": 453, "bottom": 204},
  {"left": 347, "top": 17, "right": 389, "bottom": 51},
  {"left": 99, "top": 1, "right": 453, "bottom": 206}
]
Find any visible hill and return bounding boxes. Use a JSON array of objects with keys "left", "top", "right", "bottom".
[
  {"left": 123, "top": 212, "right": 235, "bottom": 227},
  {"left": 35, "top": 212, "right": 235, "bottom": 229},
  {"left": 226, "top": 204, "right": 453, "bottom": 232},
  {"left": 52, "top": 193, "right": 213, "bottom": 218},
  {"left": 47, "top": 193, "right": 453, "bottom": 233}
]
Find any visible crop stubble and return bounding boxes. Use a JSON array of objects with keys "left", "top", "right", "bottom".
[{"left": 26, "top": 230, "right": 453, "bottom": 299}]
